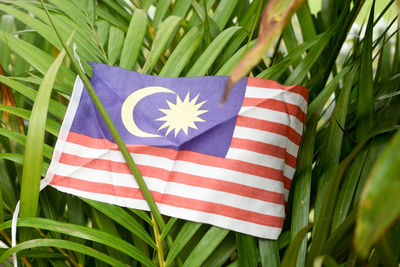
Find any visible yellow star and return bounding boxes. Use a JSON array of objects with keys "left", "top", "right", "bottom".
[{"left": 156, "top": 93, "right": 208, "bottom": 137}]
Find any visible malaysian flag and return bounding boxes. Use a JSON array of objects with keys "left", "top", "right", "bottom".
[{"left": 44, "top": 63, "right": 307, "bottom": 239}]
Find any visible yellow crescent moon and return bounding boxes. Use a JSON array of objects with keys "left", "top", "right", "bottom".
[{"left": 121, "top": 86, "right": 174, "bottom": 137}]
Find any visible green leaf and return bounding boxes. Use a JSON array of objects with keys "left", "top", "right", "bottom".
[
  {"left": 160, "top": 26, "right": 203, "bottom": 77},
  {"left": 39, "top": 0, "right": 167, "bottom": 237},
  {"left": 296, "top": 3, "right": 317, "bottom": 42},
  {"left": 236, "top": 233, "right": 258, "bottom": 267},
  {"left": 290, "top": 111, "right": 320, "bottom": 267},
  {"left": 278, "top": 231, "right": 290, "bottom": 249},
  {"left": 171, "top": 0, "right": 194, "bottom": 17},
  {"left": 374, "top": 235, "right": 398, "bottom": 267},
  {"left": 96, "top": 4, "right": 128, "bottom": 31},
  {"left": 0, "top": 75, "right": 67, "bottom": 119},
  {"left": 314, "top": 68, "right": 356, "bottom": 225},
  {"left": 142, "top": 16, "right": 182, "bottom": 74},
  {"left": 108, "top": 26, "right": 125, "bottom": 65},
  {"left": 283, "top": 22, "right": 300, "bottom": 54},
  {"left": 153, "top": 0, "right": 172, "bottom": 27},
  {"left": 119, "top": 8, "right": 147, "bottom": 70},
  {"left": 202, "top": 233, "right": 236, "bottom": 267},
  {"left": 0, "top": 128, "right": 53, "bottom": 160},
  {"left": 356, "top": 2, "right": 375, "bottom": 142},
  {"left": 19, "top": 33, "right": 70, "bottom": 219},
  {"left": 224, "top": 0, "right": 306, "bottom": 103},
  {"left": 307, "top": 129, "right": 382, "bottom": 264},
  {"left": 307, "top": 64, "right": 353, "bottom": 115},
  {"left": 100, "top": 0, "right": 131, "bottom": 22},
  {"left": 213, "top": 29, "right": 247, "bottom": 71},
  {"left": 238, "top": 0, "right": 264, "bottom": 31},
  {"left": 187, "top": 26, "right": 241, "bottom": 76},
  {"left": 355, "top": 128, "right": 400, "bottom": 258},
  {"left": 0, "top": 14, "right": 13, "bottom": 72},
  {"left": 281, "top": 224, "right": 313, "bottom": 267},
  {"left": 216, "top": 39, "right": 257, "bottom": 76},
  {"left": 96, "top": 19, "right": 110, "bottom": 48},
  {"left": 353, "top": 135, "right": 390, "bottom": 202},
  {"left": 0, "top": 30, "right": 75, "bottom": 85},
  {"left": 0, "top": 217, "right": 155, "bottom": 266},
  {"left": 0, "top": 4, "right": 61, "bottom": 50},
  {"left": 182, "top": 227, "right": 229, "bottom": 267},
  {"left": 0, "top": 104, "right": 60, "bottom": 136},
  {"left": 0, "top": 157, "right": 17, "bottom": 210},
  {"left": 129, "top": 209, "right": 152, "bottom": 225},
  {"left": 165, "top": 221, "right": 201, "bottom": 266},
  {"left": 161, "top": 217, "right": 178, "bottom": 240},
  {"left": 257, "top": 31, "right": 330, "bottom": 82},
  {"left": 10, "top": 1, "right": 105, "bottom": 67},
  {"left": 11, "top": 76, "right": 72, "bottom": 96},
  {"left": 91, "top": 208, "right": 131, "bottom": 264},
  {"left": 323, "top": 209, "right": 355, "bottom": 255},
  {"left": 0, "top": 239, "right": 129, "bottom": 267},
  {"left": 331, "top": 149, "right": 368, "bottom": 230},
  {"left": 212, "top": 0, "right": 239, "bottom": 30},
  {"left": 259, "top": 239, "right": 280, "bottom": 267},
  {"left": 81, "top": 198, "right": 156, "bottom": 249},
  {"left": 313, "top": 255, "right": 339, "bottom": 267},
  {"left": 47, "top": 0, "right": 92, "bottom": 34},
  {"left": 284, "top": 26, "right": 332, "bottom": 85}
]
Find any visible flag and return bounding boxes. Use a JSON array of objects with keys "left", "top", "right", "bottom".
[{"left": 45, "top": 63, "right": 308, "bottom": 239}]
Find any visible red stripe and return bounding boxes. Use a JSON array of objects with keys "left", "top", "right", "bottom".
[
  {"left": 284, "top": 177, "right": 292, "bottom": 190},
  {"left": 59, "top": 153, "right": 284, "bottom": 204},
  {"left": 285, "top": 153, "right": 297, "bottom": 169},
  {"left": 247, "top": 77, "right": 308, "bottom": 101},
  {"left": 242, "top": 98, "right": 306, "bottom": 124},
  {"left": 231, "top": 138, "right": 297, "bottom": 169},
  {"left": 67, "top": 132, "right": 285, "bottom": 182},
  {"left": 140, "top": 165, "right": 285, "bottom": 204},
  {"left": 60, "top": 153, "right": 130, "bottom": 173},
  {"left": 231, "top": 138, "right": 285, "bottom": 159},
  {"left": 51, "top": 175, "right": 284, "bottom": 228},
  {"left": 235, "top": 116, "right": 302, "bottom": 146}
]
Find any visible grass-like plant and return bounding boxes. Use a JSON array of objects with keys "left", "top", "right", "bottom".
[{"left": 0, "top": 0, "right": 399, "bottom": 266}]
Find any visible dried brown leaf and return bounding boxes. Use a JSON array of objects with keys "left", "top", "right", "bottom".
[{"left": 222, "top": 0, "right": 305, "bottom": 103}]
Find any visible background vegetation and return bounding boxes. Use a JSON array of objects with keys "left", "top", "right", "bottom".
[{"left": 0, "top": 0, "right": 399, "bottom": 266}]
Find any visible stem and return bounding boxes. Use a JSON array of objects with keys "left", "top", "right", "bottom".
[
  {"left": 243, "top": 0, "right": 263, "bottom": 58},
  {"left": 39, "top": 4, "right": 185, "bottom": 266},
  {"left": 38, "top": 0, "right": 166, "bottom": 231},
  {"left": 151, "top": 214, "right": 165, "bottom": 267}
]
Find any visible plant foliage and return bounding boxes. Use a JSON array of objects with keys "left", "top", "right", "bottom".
[{"left": 0, "top": 0, "right": 399, "bottom": 266}]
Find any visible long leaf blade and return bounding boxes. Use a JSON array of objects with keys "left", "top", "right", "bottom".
[
  {"left": 19, "top": 34, "right": 71, "bottom": 218},
  {"left": 355, "top": 129, "right": 400, "bottom": 257}
]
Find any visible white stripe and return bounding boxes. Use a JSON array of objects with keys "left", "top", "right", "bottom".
[
  {"left": 232, "top": 126, "right": 300, "bottom": 157},
  {"left": 53, "top": 164, "right": 283, "bottom": 216},
  {"left": 158, "top": 204, "right": 283, "bottom": 239},
  {"left": 284, "top": 189, "right": 289, "bottom": 202},
  {"left": 233, "top": 126, "right": 288, "bottom": 148},
  {"left": 283, "top": 164, "right": 295, "bottom": 179},
  {"left": 46, "top": 77, "right": 84, "bottom": 184},
  {"left": 228, "top": 148, "right": 295, "bottom": 178},
  {"left": 226, "top": 148, "right": 284, "bottom": 170},
  {"left": 61, "top": 142, "right": 285, "bottom": 193},
  {"left": 245, "top": 86, "right": 307, "bottom": 113},
  {"left": 53, "top": 184, "right": 151, "bottom": 210},
  {"left": 287, "top": 140, "right": 300, "bottom": 157},
  {"left": 227, "top": 148, "right": 284, "bottom": 171},
  {"left": 239, "top": 106, "right": 304, "bottom": 135},
  {"left": 50, "top": 185, "right": 283, "bottom": 239}
]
